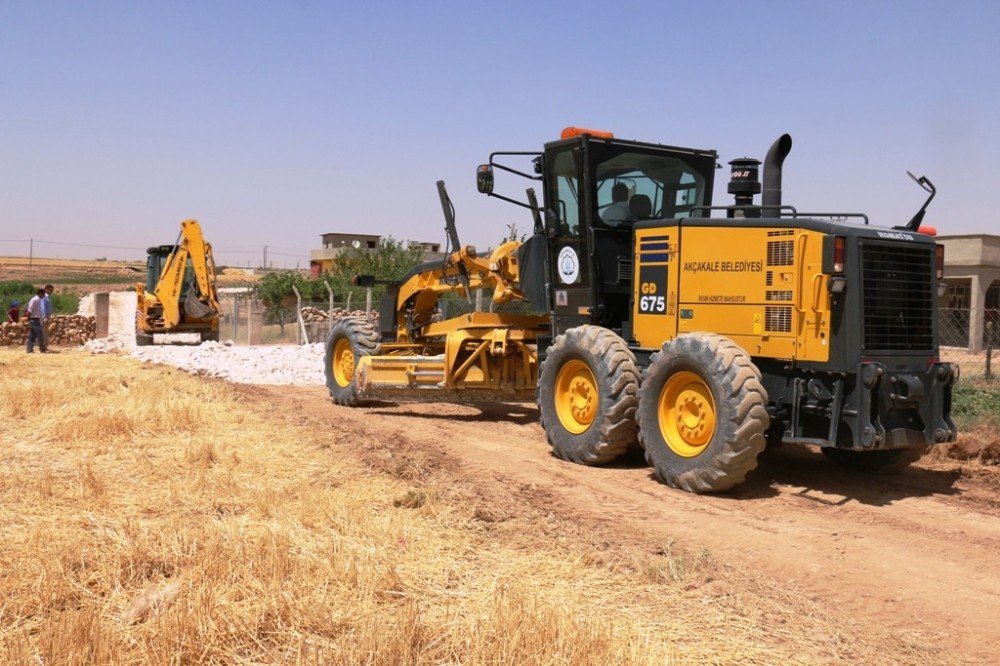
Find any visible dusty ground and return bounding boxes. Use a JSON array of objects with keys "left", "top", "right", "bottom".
[{"left": 258, "top": 385, "right": 1000, "bottom": 664}]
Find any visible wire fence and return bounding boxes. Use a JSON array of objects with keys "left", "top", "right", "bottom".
[
  {"left": 216, "top": 292, "right": 374, "bottom": 346},
  {"left": 939, "top": 307, "right": 998, "bottom": 380},
  {"left": 215, "top": 287, "right": 541, "bottom": 348}
]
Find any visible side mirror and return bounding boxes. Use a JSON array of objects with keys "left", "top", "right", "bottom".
[{"left": 476, "top": 164, "right": 494, "bottom": 194}]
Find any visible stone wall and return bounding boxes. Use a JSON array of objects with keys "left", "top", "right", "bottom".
[
  {"left": 300, "top": 306, "right": 379, "bottom": 323},
  {"left": 0, "top": 315, "right": 97, "bottom": 346}
]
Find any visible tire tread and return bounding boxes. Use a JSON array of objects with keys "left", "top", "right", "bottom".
[
  {"left": 638, "top": 332, "right": 769, "bottom": 493},
  {"left": 538, "top": 326, "right": 640, "bottom": 465}
]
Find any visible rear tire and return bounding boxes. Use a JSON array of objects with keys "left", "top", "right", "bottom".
[
  {"left": 537, "top": 326, "right": 639, "bottom": 465},
  {"left": 324, "top": 317, "right": 380, "bottom": 406},
  {"left": 135, "top": 333, "right": 153, "bottom": 347},
  {"left": 637, "top": 333, "right": 768, "bottom": 493},
  {"left": 821, "top": 445, "right": 926, "bottom": 473}
]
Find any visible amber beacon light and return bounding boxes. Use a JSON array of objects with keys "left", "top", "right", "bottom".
[{"left": 560, "top": 126, "right": 614, "bottom": 140}]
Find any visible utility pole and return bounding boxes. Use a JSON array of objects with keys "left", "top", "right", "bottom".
[
  {"left": 29, "top": 238, "right": 33, "bottom": 270},
  {"left": 263, "top": 245, "right": 268, "bottom": 269}
]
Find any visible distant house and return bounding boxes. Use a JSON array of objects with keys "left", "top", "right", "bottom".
[
  {"left": 309, "top": 232, "right": 445, "bottom": 277},
  {"left": 939, "top": 234, "right": 1000, "bottom": 352}
]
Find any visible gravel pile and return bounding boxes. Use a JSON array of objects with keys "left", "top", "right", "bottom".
[
  {"left": 82, "top": 290, "right": 328, "bottom": 386},
  {"left": 133, "top": 342, "right": 326, "bottom": 385}
]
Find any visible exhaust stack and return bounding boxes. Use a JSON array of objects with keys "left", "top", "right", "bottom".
[{"left": 761, "top": 133, "right": 793, "bottom": 218}]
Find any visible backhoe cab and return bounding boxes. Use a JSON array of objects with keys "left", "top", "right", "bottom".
[
  {"left": 324, "top": 127, "right": 957, "bottom": 494},
  {"left": 135, "top": 219, "right": 221, "bottom": 346}
]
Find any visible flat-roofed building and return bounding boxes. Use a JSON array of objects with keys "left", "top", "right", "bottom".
[
  {"left": 938, "top": 234, "right": 1000, "bottom": 352},
  {"left": 309, "top": 233, "right": 445, "bottom": 276}
]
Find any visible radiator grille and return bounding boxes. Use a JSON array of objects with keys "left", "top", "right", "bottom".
[
  {"left": 861, "top": 243, "right": 934, "bottom": 351},
  {"left": 765, "top": 306, "right": 792, "bottom": 333},
  {"left": 767, "top": 240, "right": 794, "bottom": 266}
]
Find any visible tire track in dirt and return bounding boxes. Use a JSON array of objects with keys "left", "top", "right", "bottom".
[{"left": 259, "top": 386, "right": 1000, "bottom": 663}]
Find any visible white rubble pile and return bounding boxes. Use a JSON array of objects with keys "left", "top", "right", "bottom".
[
  {"left": 132, "top": 342, "right": 326, "bottom": 385},
  {"left": 85, "top": 333, "right": 135, "bottom": 354},
  {"left": 83, "top": 290, "right": 328, "bottom": 386}
]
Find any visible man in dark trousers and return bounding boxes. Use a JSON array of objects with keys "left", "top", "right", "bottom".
[
  {"left": 25, "top": 289, "right": 45, "bottom": 353},
  {"left": 40, "top": 284, "right": 55, "bottom": 353}
]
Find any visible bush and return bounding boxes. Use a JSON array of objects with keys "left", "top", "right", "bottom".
[
  {"left": 952, "top": 379, "right": 1000, "bottom": 430},
  {"left": 1, "top": 281, "right": 79, "bottom": 316}
]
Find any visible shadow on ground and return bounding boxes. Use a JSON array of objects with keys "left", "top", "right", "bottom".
[
  {"left": 728, "top": 445, "right": 964, "bottom": 506},
  {"left": 365, "top": 402, "right": 540, "bottom": 426},
  {"left": 361, "top": 396, "right": 965, "bottom": 506}
]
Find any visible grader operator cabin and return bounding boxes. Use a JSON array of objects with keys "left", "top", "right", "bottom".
[{"left": 324, "top": 127, "right": 957, "bottom": 493}]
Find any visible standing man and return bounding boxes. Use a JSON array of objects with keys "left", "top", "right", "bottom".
[
  {"left": 25, "top": 288, "right": 45, "bottom": 353},
  {"left": 41, "top": 284, "right": 55, "bottom": 353}
]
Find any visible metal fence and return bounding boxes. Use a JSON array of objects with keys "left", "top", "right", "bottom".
[
  {"left": 215, "top": 288, "right": 375, "bottom": 346},
  {"left": 217, "top": 287, "right": 540, "bottom": 347},
  {"left": 939, "top": 307, "right": 997, "bottom": 380}
]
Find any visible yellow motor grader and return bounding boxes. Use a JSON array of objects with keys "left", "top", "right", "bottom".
[{"left": 325, "top": 128, "right": 957, "bottom": 493}]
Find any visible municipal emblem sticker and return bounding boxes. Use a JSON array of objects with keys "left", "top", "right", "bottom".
[{"left": 557, "top": 246, "right": 580, "bottom": 284}]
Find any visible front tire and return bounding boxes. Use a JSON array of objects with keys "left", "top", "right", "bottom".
[
  {"left": 324, "top": 317, "right": 380, "bottom": 406},
  {"left": 637, "top": 333, "right": 769, "bottom": 493},
  {"left": 537, "top": 326, "right": 639, "bottom": 465}
]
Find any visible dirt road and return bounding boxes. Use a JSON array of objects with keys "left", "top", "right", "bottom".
[{"left": 256, "top": 385, "right": 1000, "bottom": 663}]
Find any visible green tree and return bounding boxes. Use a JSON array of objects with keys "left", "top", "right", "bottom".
[
  {"left": 322, "top": 237, "right": 427, "bottom": 306},
  {"left": 254, "top": 238, "right": 428, "bottom": 330},
  {"left": 255, "top": 270, "right": 308, "bottom": 333}
]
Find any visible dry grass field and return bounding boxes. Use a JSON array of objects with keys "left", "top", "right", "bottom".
[
  {"left": 0, "top": 350, "right": 977, "bottom": 664},
  {"left": 0, "top": 255, "right": 257, "bottom": 292},
  {"left": 0, "top": 350, "right": 992, "bottom": 665}
]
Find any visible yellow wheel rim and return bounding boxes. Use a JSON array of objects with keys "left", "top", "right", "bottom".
[
  {"left": 332, "top": 338, "right": 355, "bottom": 387},
  {"left": 658, "top": 371, "right": 716, "bottom": 457},
  {"left": 555, "top": 359, "right": 599, "bottom": 434}
]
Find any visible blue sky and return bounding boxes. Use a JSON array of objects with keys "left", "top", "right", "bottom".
[{"left": 1, "top": 1, "right": 997, "bottom": 267}]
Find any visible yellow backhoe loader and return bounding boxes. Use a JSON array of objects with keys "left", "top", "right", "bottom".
[{"left": 135, "top": 219, "right": 220, "bottom": 346}]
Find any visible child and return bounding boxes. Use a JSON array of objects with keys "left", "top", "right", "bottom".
[{"left": 7, "top": 300, "right": 19, "bottom": 323}]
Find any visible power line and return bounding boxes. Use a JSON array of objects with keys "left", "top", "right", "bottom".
[
  {"left": 266, "top": 250, "right": 308, "bottom": 258},
  {"left": 1, "top": 237, "right": 309, "bottom": 265},
  {"left": 33, "top": 239, "right": 147, "bottom": 251}
]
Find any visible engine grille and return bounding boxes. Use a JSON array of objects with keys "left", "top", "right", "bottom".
[
  {"left": 765, "top": 306, "right": 792, "bottom": 333},
  {"left": 861, "top": 242, "right": 934, "bottom": 351}
]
